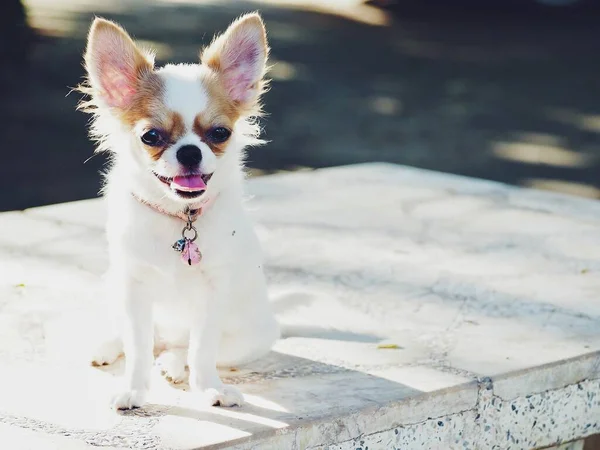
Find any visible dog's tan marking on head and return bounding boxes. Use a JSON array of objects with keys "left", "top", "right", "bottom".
[
  {"left": 142, "top": 110, "right": 187, "bottom": 161},
  {"left": 117, "top": 73, "right": 185, "bottom": 161},
  {"left": 167, "top": 111, "right": 186, "bottom": 144},
  {"left": 119, "top": 71, "right": 165, "bottom": 128},
  {"left": 192, "top": 72, "right": 241, "bottom": 156}
]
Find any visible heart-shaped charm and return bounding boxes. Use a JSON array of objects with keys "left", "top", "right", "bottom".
[{"left": 181, "top": 239, "right": 202, "bottom": 266}]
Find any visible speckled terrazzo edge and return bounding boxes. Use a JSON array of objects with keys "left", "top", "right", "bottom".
[{"left": 223, "top": 352, "right": 600, "bottom": 450}]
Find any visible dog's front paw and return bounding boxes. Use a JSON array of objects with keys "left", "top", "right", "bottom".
[
  {"left": 111, "top": 389, "right": 147, "bottom": 410},
  {"left": 202, "top": 385, "right": 244, "bottom": 407}
]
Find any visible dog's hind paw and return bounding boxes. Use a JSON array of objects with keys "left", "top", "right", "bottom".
[
  {"left": 156, "top": 348, "right": 187, "bottom": 384},
  {"left": 90, "top": 337, "right": 123, "bottom": 367}
]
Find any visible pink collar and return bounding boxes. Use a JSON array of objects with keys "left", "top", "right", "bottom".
[{"left": 132, "top": 193, "right": 214, "bottom": 222}]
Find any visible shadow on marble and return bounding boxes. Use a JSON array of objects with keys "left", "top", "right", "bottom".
[{"left": 0, "top": 350, "right": 427, "bottom": 448}]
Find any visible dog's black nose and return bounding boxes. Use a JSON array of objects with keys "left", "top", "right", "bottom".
[{"left": 176, "top": 145, "right": 202, "bottom": 167}]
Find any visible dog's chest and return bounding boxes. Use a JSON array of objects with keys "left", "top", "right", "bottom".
[
  {"left": 116, "top": 211, "right": 220, "bottom": 271},
  {"left": 148, "top": 246, "right": 217, "bottom": 344},
  {"left": 107, "top": 198, "right": 246, "bottom": 293}
]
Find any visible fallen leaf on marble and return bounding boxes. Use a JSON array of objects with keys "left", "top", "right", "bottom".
[{"left": 377, "top": 343, "right": 402, "bottom": 349}]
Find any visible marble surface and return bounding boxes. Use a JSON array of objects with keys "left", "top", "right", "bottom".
[{"left": 0, "top": 163, "right": 599, "bottom": 449}]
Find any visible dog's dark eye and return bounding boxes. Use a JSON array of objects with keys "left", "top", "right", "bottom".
[
  {"left": 141, "top": 129, "right": 163, "bottom": 147},
  {"left": 206, "top": 127, "right": 231, "bottom": 144}
]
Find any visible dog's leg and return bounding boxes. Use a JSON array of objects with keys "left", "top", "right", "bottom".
[
  {"left": 111, "top": 278, "right": 154, "bottom": 410},
  {"left": 187, "top": 285, "right": 243, "bottom": 407}
]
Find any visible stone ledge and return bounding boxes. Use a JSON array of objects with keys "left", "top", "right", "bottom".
[
  {"left": 1, "top": 163, "right": 599, "bottom": 449},
  {"left": 222, "top": 362, "right": 600, "bottom": 449}
]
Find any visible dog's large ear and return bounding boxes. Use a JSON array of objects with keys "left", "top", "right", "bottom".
[
  {"left": 84, "top": 18, "right": 153, "bottom": 109},
  {"left": 201, "top": 13, "right": 269, "bottom": 107}
]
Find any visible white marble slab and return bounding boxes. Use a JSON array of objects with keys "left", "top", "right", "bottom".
[{"left": 0, "top": 163, "right": 598, "bottom": 449}]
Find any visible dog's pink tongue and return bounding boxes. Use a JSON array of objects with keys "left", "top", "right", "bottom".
[{"left": 171, "top": 175, "right": 206, "bottom": 191}]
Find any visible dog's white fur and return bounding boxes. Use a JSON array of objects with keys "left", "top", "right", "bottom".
[{"left": 81, "top": 14, "right": 279, "bottom": 409}]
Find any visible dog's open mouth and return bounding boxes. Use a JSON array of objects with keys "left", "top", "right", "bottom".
[{"left": 154, "top": 172, "right": 213, "bottom": 199}]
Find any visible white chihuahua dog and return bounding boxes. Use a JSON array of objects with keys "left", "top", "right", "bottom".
[{"left": 79, "top": 13, "right": 279, "bottom": 410}]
